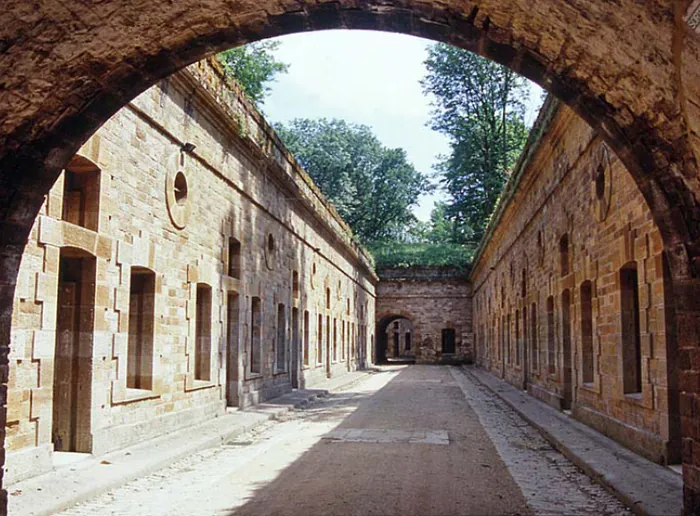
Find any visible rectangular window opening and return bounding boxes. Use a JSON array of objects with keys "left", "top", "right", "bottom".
[
  {"left": 303, "top": 310, "right": 310, "bottom": 366},
  {"left": 547, "top": 296, "right": 555, "bottom": 374},
  {"left": 317, "top": 314, "right": 323, "bottom": 365},
  {"left": 127, "top": 267, "right": 156, "bottom": 390},
  {"left": 228, "top": 237, "right": 241, "bottom": 279},
  {"left": 195, "top": 284, "right": 212, "bottom": 381},
  {"left": 250, "top": 297, "right": 262, "bottom": 374},
  {"left": 621, "top": 263, "right": 642, "bottom": 394},
  {"left": 276, "top": 303, "right": 286, "bottom": 372},
  {"left": 292, "top": 270, "right": 300, "bottom": 300},
  {"left": 581, "top": 282, "right": 594, "bottom": 384},
  {"left": 62, "top": 157, "right": 101, "bottom": 232}
]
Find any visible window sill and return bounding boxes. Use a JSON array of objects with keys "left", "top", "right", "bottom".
[
  {"left": 624, "top": 392, "right": 643, "bottom": 402},
  {"left": 245, "top": 372, "right": 263, "bottom": 381},
  {"left": 186, "top": 379, "right": 217, "bottom": 392},
  {"left": 113, "top": 388, "right": 160, "bottom": 406}
]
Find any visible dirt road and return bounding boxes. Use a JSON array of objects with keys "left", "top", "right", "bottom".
[{"left": 57, "top": 366, "right": 630, "bottom": 516}]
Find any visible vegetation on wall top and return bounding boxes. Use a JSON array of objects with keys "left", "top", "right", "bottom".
[{"left": 368, "top": 242, "right": 474, "bottom": 270}]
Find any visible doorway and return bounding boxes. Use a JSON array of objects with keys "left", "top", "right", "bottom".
[
  {"left": 562, "top": 289, "right": 573, "bottom": 410},
  {"left": 226, "top": 292, "right": 240, "bottom": 407},
  {"left": 291, "top": 307, "right": 300, "bottom": 388},
  {"left": 52, "top": 250, "right": 96, "bottom": 453}
]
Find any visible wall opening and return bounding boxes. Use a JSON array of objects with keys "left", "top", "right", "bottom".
[
  {"left": 580, "top": 281, "right": 594, "bottom": 384},
  {"left": 276, "top": 303, "right": 286, "bottom": 373},
  {"left": 522, "top": 306, "right": 528, "bottom": 382},
  {"left": 515, "top": 310, "right": 521, "bottom": 367},
  {"left": 291, "top": 307, "right": 299, "bottom": 388},
  {"left": 53, "top": 249, "right": 96, "bottom": 453},
  {"left": 226, "top": 292, "right": 240, "bottom": 407},
  {"left": 303, "top": 310, "right": 310, "bottom": 367},
  {"left": 559, "top": 233, "right": 570, "bottom": 277},
  {"left": 326, "top": 287, "right": 331, "bottom": 310},
  {"left": 507, "top": 315, "right": 512, "bottom": 364},
  {"left": 562, "top": 289, "right": 573, "bottom": 409},
  {"left": 62, "top": 155, "right": 101, "bottom": 232},
  {"left": 620, "top": 262, "right": 642, "bottom": 395},
  {"left": 376, "top": 316, "right": 414, "bottom": 364},
  {"left": 531, "top": 303, "right": 538, "bottom": 372},
  {"left": 392, "top": 321, "right": 400, "bottom": 358},
  {"left": 405, "top": 331, "right": 411, "bottom": 351},
  {"left": 442, "top": 328, "right": 456, "bottom": 354},
  {"left": 292, "top": 270, "right": 300, "bottom": 300},
  {"left": 341, "top": 320, "right": 346, "bottom": 361},
  {"left": 547, "top": 296, "right": 555, "bottom": 374},
  {"left": 174, "top": 171, "right": 188, "bottom": 206},
  {"left": 317, "top": 314, "right": 323, "bottom": 365},
  {"left": 195, "top": 283, "right": 212, "bottom": 381},
  {"left": 333, "top": 318, "right": 338, "bottom": 361},
  {"left": 127, "top": 267, "right": 156, "bottom": 391},
  {"left": 227, "top": 237, "right": 241, "bottom": 279},
  {"left": 325, "top": 315, "right": 331, "bottom": 376},
  {"left": 250, "top": 296, "right": 262, "bottom": 374}
]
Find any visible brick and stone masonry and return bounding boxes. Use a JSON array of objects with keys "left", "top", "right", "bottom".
[
  {"left": 1, "top": 2, "right": 700, "bottom": 512},
  {"left": 375, "top": 267, "right": 472, "bottom": 365},
  {"left": 471, "top": 97, "right": 681, "bottom": 466},
  {"left": 4, "top": 59, "right": 377, "bottom": 486}
]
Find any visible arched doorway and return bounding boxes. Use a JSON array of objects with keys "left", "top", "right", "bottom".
[
  {"left": 375, "top": 315, "right": 416, "bottom": 365},
  {"left": 1, "top": 2, "right": 700, "bottom": 512}
]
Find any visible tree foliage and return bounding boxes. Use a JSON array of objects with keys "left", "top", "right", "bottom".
[
  {"left": 422, "top": 44, "right": 531, "bottom": 244},
  {"left": 218, "top": 40, "right": 289, "bottom": 105},
  {"left": 275, "top": 118, "right": 431, "bottom": 244}
]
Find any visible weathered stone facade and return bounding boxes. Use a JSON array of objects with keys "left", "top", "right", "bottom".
[
  {"left": 376, "top": 267, "right": 472, "bottom": 365},
  {"left": 2, "top": 2, "right": 700, "bottom": 513},
  {"left": 471, "top": 99, "right": 680, "bottom": 466},
  {"left": 5, "top": 59, "right": 377, "bottom": 485}
]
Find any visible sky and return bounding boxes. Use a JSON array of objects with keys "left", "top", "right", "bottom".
[{"left": 262, "top": 30, "right": 544, "bottom": 222}]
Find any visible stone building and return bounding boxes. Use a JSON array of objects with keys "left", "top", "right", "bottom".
[
  {"left": 471, "top": 98, "right": 680, "bottom": 466},
  {"left": 375, "top": 267, "right": 472, "bottom": 364},
  {"left": 4, "top": 59, "right": 377, "bottom": 485},
  {"left": 3, "top": 3, "right": 700, "bottom": 512}
]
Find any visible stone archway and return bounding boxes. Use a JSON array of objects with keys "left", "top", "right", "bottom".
[
  {"left": 375, "top": 312, "right": 418, "bottom": 364},
  {"left": 1, "top": 0, "right": 700, "bottom": 512}
]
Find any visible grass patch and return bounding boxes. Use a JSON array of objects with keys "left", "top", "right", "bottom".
[{"left": 368, "top": 242, "right": 474, "bottom": 269}]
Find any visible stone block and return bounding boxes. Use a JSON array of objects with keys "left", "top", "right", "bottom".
[{"left": 31, "top": 330, "right": 53, "bottom": 360}]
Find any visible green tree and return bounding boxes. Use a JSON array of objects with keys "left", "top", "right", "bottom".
[
  {"left": 422, "top": 44, "right": 530, "bottom": 244},
  {"left": 425, "top": 201, "right": 457, "bottom": 243},
  {"left": 218, "top": 40, "right": 289, "bottom": 105},
  {"left": 275, "top": 118, "right": 431, "bottom": 243}
]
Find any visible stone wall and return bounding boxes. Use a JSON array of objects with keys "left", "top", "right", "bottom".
[
  {"left": 4, "top": 59, "right": 377, "bottom": 485},
  {"left": 376, "top": 268, "right": 472, "bottom": 364},
  {"left": 471, "top": 99, "right": 680, "bottom": 465}
]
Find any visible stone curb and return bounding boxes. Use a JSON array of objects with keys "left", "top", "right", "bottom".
[
  {"left": 11, "top": 370, "right": 372, "bottom": 516},
  {"left": 464, "top": 366, "right": 682, "bottom": 516}
]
